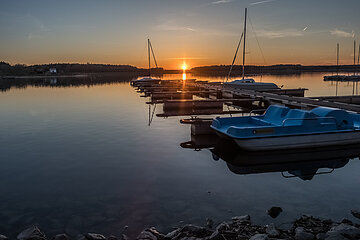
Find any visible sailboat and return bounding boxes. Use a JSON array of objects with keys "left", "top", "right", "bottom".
[
  {"left": 324, "top": 41, "right": 360, "bottom": 82},
  {"left": 224, "top": 8, "right": 279, "bottom": 90},
  {"left": 131, "top": 39, "right": 161, "bottom": 85}
]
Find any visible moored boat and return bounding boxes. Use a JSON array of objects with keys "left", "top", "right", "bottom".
[
  {"left": 224, "top": 78, "right": 280, "bottom": 90},
  {"left": 130, "top": 39, "right": 161, "bottom": 86},
  {"left": 224, "top": 8, "right": 279, "bottom": 91},
  {"left": 211, "top": 105, "right": 360, "bottom": 150}
]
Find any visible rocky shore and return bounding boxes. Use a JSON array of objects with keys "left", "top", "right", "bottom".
[{"left": 3, "top": 211, "right": 360, "bottom": 240}]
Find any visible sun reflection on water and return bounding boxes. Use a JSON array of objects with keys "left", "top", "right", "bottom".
[{"left": 182, "top": 72, "right": 187, "bottom": 81}]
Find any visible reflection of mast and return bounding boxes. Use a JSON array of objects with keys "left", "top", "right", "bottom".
[
  {"left": 148, "top": 39, "right": 151, "bottom": 76},
  {"left": 242, "top": 8, "right": 247, "bottom": 80}
]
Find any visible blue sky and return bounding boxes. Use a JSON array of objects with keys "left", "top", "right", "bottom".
[{"left": 0, "top": 0, "right": 359, "bottom": 68}]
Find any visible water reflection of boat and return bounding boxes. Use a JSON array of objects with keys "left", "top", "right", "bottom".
[
  {"left": 211, "top": 139, "right": 360, "bottom": 180},
  {"left": 180, "top": 134, "right": 219, "bottom": 151}
]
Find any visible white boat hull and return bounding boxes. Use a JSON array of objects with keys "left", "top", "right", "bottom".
[{"left": 232, "top": 131, "right": 360, "bottom": 151}]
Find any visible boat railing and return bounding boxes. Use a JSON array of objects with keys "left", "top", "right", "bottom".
[
  {"left": 249, "top": 109, "right": 266, "bottom": 116},
  {"left": 281, "top": 117, "right": 337, "bottom": 126}
]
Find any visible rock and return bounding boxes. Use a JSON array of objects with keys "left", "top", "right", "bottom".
[
  {"left": 267, "top": 207, "right": 282, "bottom": 218},
  {"left": 322, "top": 219, "right": 333, "bottom": 225},
  {"left": 341, "top": 218, "right": 353, "bottom": 225},
  {"left": 77, "top": 234, "right": 86, "bottom": 240},
  {"left": 52, "top": 234, "right": 69, "bottom": 240},
  {"left": 108, "top": 236, "right": 118, "bottom": 240},
  {"left": 351, "top": 210, "right": 360, "bottom": 219},
  {"left": 147, "top": 228, "right": 165, "bottom": 239},
  {"left": 137, "top": 228, "right": 165, "bottom": 240},
  {"left": 249, "top": 234, "right": 269, "bottom": 240},
  {"left": 295, "top": 227, "right": 314, "bottom": 240},
  {"left": 323, "top": 231, "right": 347, "bottom": 240},
  {"left": 165, "top": 229, "right": 181, "bottom": 239},
  {"left": 165, "top": 224, "right": 212, "bottom": 240},
  {"left": 231, "top": 215, "right": 250, "bottom": 222},
  {"left": 137, "top": 230, "right": 157, "bottom": 240},
  {"left": 208, "top": 222, "right": 229, "bottom": 240},
  {"left": 214, "top": 222, "right": 229, "bottom": 232},
  {"left": 208, "top": 230, "right": 221, "bottom": 240},
  {"left": 17, "top": 226, "right": 46, "bottom": 240},
  {"left": 85, "top": 233, "right": 106, "bottom": 240},
  {"left": 265, "top": 223, "right": 280, "bottom": 237},
  {"left": 178, "top": 238, "right": 203, "bottom": 240},
  {"left": 326, "top": 223, "right": 360, "bottom": 239},
  {"left": 0, "top": 235, "right": 8, "bottom": 240}
]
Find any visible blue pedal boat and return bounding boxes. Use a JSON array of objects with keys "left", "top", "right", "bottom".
[{"left": 211, "top": 105, "right": 360, "bottom": 150}]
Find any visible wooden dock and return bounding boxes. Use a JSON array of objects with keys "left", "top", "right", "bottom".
[
  {"left": 191, "top": 82, "right": 360, "bottom": 113},
  {"left": 132, "top": 79, "right": 360, "bottom": 135},
  {"left": 133, "top": 79, "right": 360, "bottom": 117}
]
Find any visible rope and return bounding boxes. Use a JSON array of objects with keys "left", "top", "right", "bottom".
[
  {"left": 248, "top": 14, "right": 267, "bottom": 66},
  {"left": 149, "top": 40, "right": 159, "bottom": 68},
  {"left": 226, "top": 32, "right": 244, "bottom": 82}
]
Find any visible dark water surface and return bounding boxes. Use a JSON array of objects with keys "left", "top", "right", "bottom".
[{"left": 1, "top": 73, "right": 360, "bottom": 237}]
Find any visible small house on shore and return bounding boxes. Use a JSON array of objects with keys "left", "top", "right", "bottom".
[{"left": 49, "top": 68, "right": 57, "bottom": 74}]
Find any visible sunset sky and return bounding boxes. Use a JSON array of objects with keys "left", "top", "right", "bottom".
[{"left": 0, "top": 0, "right": 359, "bottom": 69}]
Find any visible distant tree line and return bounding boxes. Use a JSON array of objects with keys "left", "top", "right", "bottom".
[
  {"left": 190, "top": 64, "right": 360, "bottom": 76},
  {"left": 0, "top": 62, "right": 165, "bottom": 76}
]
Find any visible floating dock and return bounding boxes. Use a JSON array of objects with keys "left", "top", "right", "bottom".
[{"left": 132, "top": 78, "right": 360, "bottom": 136}]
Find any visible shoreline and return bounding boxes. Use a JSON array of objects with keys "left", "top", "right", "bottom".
[
  {"left": 5, "top": 212, "right": 360, "bottom": 240},
  {"left": 0, "top": 74, "right": 89, "bottom": 79}
]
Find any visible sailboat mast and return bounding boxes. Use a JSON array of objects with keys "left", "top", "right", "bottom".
[
  {"left": 357, "top": 43, "right": 360, "bottom": 76},
  {"left": 336, "top": 43, "right": 339, "bottom": 76},
  {"left": 148, "top": 38, "right": 151, "bottom": 76},
  {"left": 242, "top": 8, "right": 247, "bottom": 80}
]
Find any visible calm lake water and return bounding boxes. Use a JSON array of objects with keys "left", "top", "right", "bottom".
[{"left": 1, "top": 72, "right": 360, "bottom": 238}]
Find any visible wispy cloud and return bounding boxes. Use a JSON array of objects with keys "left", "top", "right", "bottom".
[
  {"left": 250, "top": 0, "right": 279, "bottom": 6},
  {"left": 330, "top": 29, "right": 355, "bottom": 38},
  {"left": 27, "top": 32, "right": 42, "bottom": 40},
  {"left": 210, "top": 0, "right": 233, "bottom": 4},
  {"left": 256, "top": 29, "right": 304, "bottom": 38},
  {"left": 154, "top": 22, "right": 197, "bottom": 32},
  {"left": 154, "top": 21, "right": 237, "bottom": 36}
]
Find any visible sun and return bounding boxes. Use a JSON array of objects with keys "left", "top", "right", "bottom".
[{"left": 182, "top": 63, "right": 187, "bottom": 71}]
